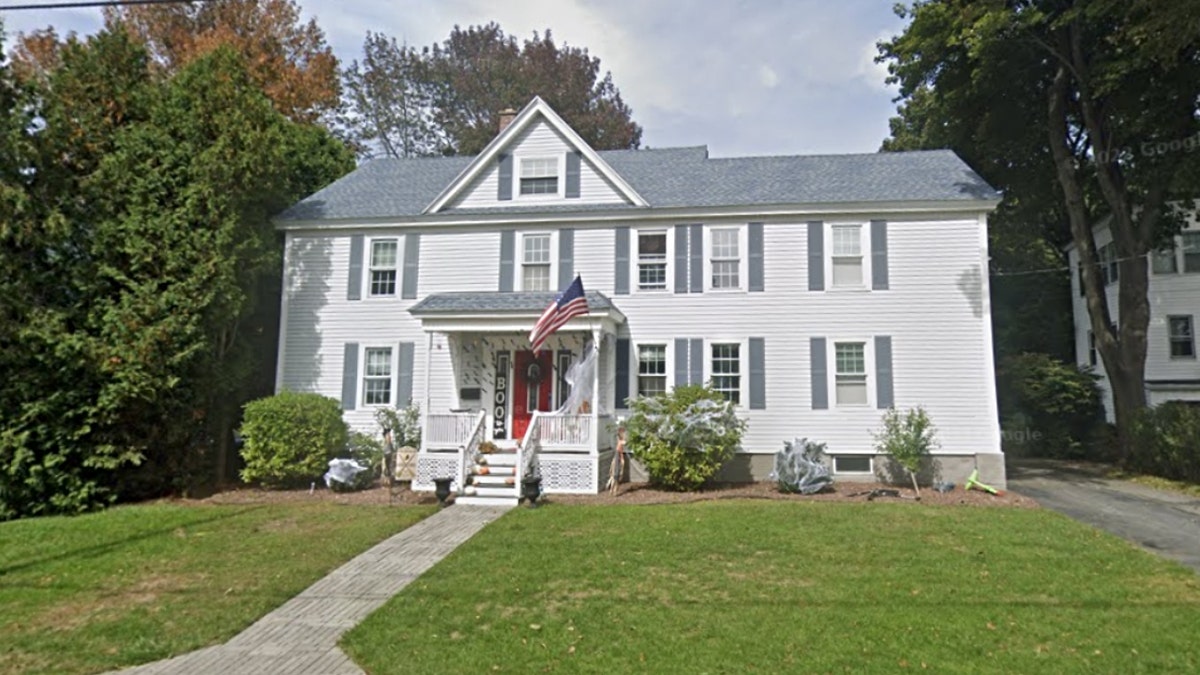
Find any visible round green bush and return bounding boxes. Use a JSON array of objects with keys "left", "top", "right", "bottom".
[
  {"left": 625, "top": 384, "right": 746, "bottom": 491},
  {"left": 238, "top": 391, "right": 349, "bottom": 487}
]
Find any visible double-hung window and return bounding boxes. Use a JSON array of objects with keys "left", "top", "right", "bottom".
[
  {"left": 1152, "top": 240, "right": 1178, "bottom": 274},
  {"left": 519, "top": 157, "right": 558, "bottom": 195},
  {"left": 831, "top": 225, "right": 864, "bottom": 288},
  {"left": 637, "top": 344, "right": 668, "bottom": 397},
  {"left": 363, "top": 347, "right": 393, "bottom": 405},
  {"left": 834, "top": 342, "right": 868, "bottom": 406},
  {"left": 1183, "top": 233, "right": 1200, "bottom": 273},
  {"left": 1099, "top": 243, "right": 1119, "bottom": 284},
  {"left": 1087, "top": 331, "right": 1098, "bottom": 367},
  {"left": 1169, "top": 316, "right": 1195, "bottom": 358},
  {"left": 369, "top": 239, "right": 399, "bottom": 296},
  {"left": 710, "top": 228, "right": 741, "bottom": 289},
  {"left": 711, "top": 343, "right": 741, "bottom": 404},
  {"left": 637, "top": 231, "right": 668, "bottom": 291},
  {"left": 522, "top": 233, "right": 552, "bottom": 291}
]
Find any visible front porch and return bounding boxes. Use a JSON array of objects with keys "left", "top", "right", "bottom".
[{"left": 407, "top": 291, "right": 625, "bottom": 501}]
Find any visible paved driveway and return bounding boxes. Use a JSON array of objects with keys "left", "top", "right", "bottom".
[{"left": 1008, "top": 459, "right": 1200, "bottom": 574}]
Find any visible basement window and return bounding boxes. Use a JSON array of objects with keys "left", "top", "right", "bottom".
[{"left": 833, "top": 456, "right": 872, "bottom": 474}]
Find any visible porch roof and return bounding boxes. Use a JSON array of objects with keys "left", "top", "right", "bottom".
[
  {"left": 408, "top": 291, "right": 625, "bottom": 333},
  {"left": 410, "top": 290, "right": 616, "bottom": 315}
]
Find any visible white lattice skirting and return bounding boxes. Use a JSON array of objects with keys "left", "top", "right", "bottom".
[
  {"left": 413, "top": 452, "right": 462, "bottom": 492},
  {"left": 537, "top": 454, "right": 599, "bottom": 494}
]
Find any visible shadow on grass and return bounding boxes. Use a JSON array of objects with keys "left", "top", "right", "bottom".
[{"left": 0, "top": 505, "right": 263, "bottom": 577}]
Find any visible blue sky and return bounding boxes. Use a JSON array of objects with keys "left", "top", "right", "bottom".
[{"left": 1, "top": 0, "right": 907, "bottom": 157}]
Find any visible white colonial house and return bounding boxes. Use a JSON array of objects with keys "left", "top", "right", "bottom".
[
  {"left": 273, "top": 97, "right": 1005, "bottom": 504},
  {"left": 1068, "top": 208, "right": 1200, "bottom": 420}
]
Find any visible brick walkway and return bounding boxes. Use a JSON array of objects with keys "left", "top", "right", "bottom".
[{"left": 113, "top": 505, "right": 511, "bottom": 675}]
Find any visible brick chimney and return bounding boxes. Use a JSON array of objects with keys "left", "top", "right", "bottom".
[{"left": 498, "top": 108, "right": 518, "bottom": 133}]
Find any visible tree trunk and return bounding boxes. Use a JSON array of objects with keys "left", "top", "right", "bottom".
[{"left": 1046, "top": 52, "right": 1152, "bottom": 465}]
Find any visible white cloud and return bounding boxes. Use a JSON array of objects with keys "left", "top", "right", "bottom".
[{"left": 759, "top": 64, "right": 779, "bottom": 89}]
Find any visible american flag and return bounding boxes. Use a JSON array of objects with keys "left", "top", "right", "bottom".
[{"left": 530, "top": 275, "right": 589, "bottom": 352}]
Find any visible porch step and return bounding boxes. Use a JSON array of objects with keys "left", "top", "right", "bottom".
[
  {"left": 455, "top": 495, "right": 520, "bottom": 507},
  {"left": 478, "top": 452, "right": 518, "bottom": 467},
  {"left": 463, "top": 485, "right": 520, "bottom": 499},
  {"left": 470, "top": 474, "right": 516, "bottom": 487},
  {"left": 472, "top": 464, "right": 515, "bottom": 476}
]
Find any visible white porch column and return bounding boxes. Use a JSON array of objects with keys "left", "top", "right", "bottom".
[
  {"left": 591, "top": 326, "right": 601, "bottom": 455},
  {"left": 421, "top": 331, "right": 434, "bottom": 452}
]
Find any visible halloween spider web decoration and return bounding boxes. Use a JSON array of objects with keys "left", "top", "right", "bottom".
[{"left": 769, "top": 437, "right": 833, "bottom": 494}]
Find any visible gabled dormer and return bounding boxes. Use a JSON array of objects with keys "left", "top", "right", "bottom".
[{"left": 424, "top": 97, "right": 648, "bottom": 213}]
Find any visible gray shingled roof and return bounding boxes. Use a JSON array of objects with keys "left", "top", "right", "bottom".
[
  {"left": 277, "top": 146, "right": 998, "bottom": 222},
  {"left": 409, "top": 291, "right": 615, "bottom": 315}
]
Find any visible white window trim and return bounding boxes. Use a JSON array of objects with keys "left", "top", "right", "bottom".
[
  {"left": 634, "top": 228, "right": 673, "bottom": 293},
  {"left": 366, "top": 236, "right": 402, "bottom": 299},
  {"left": 825, "top": 222, "right": 872, "bottom": 291},
  {"left": 829, "top": 337, "right": 874, "bottom": 409},
  {"left": 633, "top": 340, "right": 672, "bottom": 398},
  {"left": 1168, "top": 315, "right": 1196, "bottom": 360},
  {"left": 515, "top": 154, "right": 565, "bottom": 201},
  {"left": 832, "top": 455, "right": 874, "bottom": 475},
  {"left": 1182, "top": 230, "right": 1200, "bottom": 274},
  {"left": 517, "top": 230, "right": 558, "bottom": 292},
  {"left": 1150, "top": 235, "right": 1179, "bottom": 275},
  {"left": 360, "top": 345, "right": 397, "bottom": 408},
  {"left": 703, "top": 225, "right": 748, "bottom": 292},
  {"left": 704, "top": 338, "right": 747, "bottom": 407}
]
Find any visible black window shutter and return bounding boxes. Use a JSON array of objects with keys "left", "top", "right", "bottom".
[
  {"left": 808, "top": 221, "right": 824, "bottom": 291},
  {"left": 614, "top": 227, "right": 631, "bottom": 295},
  {"left": 810, "top": 337, "right": 828, "bottom": 410},
  {"left": 497, "top": 154, "right": 513, "bottom": 201},
  {"left": 341, "top": 343, "right": 359, "bottom": 410},
  {"left": 565, "top": 151, "right": 581, "bottom": 198},
  {"left": 347, "top": 235, "right": 364, "bottom": 301},
  {"left": 615, "top": 338, "right": 630, "bottom": 407}
]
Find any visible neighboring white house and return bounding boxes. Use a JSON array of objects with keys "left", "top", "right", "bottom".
[
  {"left": 1067, "top": 209, "right": 1200, "bottom": 420},
  {"left": 273, "top": 97, "right": 1005, "bottom": 502}
]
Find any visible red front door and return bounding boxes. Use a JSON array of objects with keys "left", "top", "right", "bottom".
[{"left": 512, "top": 350, "right": 553, "bottom": 441}]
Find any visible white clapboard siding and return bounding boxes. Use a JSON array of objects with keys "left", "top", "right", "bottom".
[
  {"left": 279, "top": 213, "right": 1000, "bottom": 456},
  {"left": 1070, "top": 214, "right": 1200, "bottom": 420},
  {"left": 449, "top": 118, "right": 628, "bottom": 209}
]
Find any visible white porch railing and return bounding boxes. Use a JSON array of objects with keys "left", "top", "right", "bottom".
[
  {"left": 425, "top": 412, "right": 478, "bottom": 450},
  {"left": 534, "top": 414, "right": 592, "bottom": 450},
  {"left": 414, "top": 410, "right": 485, "bottom": 492}
]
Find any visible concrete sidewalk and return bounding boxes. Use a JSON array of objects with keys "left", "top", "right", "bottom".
[
  {"left": 113, "top": 504, "right": 511, "bottom": 675},
  {"left": 1008, "top": 459, "right": 1200, "bottom": 574}
]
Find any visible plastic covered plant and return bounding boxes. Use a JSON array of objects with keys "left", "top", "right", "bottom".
[{"left": 770, "top": 437, "right": 832, "bottom": 494}]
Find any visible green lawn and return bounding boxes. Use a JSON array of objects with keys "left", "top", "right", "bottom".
[
  {"left": 344, "top": 502, "right": 1200, "bottom": 674},
  {"left": 0, "top": 501, "right": 435, "bottom": 675}
]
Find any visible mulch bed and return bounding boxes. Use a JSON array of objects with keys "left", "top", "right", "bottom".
[{"left": 189, "top": 480, "right": 1035, "bottom": 508}]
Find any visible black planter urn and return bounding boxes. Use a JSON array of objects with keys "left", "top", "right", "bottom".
[
  {"left": 433, "top": 477, "right": 454, "bottom": 507},
  {"left": 520, "top": 475, "right": 543, "bottom": 508}
]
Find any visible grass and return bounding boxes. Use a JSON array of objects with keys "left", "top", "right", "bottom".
[
  {"left": 344, "top": 501, "right": 1200, "bottom": 674},
  {"left": 1106, "top": 469, "right": 1200, "bottom": 497},
  {"left": 0, "top": 501, "right": 435, "bottom": 675}
]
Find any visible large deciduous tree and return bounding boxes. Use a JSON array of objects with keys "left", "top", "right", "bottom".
[
  {"left": 880, "top": 0, "right": 1200, "bottom": 460},
  {"left": 11, "top": 0, "right": 340, "bottom": 123},
  {"left": 343, "top": 22, "right": 642, "bottom": 158},
  {"left": 0, "top": 25, "right": 352, "bottom": 519}
]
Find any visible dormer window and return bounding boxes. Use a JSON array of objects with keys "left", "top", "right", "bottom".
[{"left": 520, "top": 157, "right": 559, "bottom": 195}]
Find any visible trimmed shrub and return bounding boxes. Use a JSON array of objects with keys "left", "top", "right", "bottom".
[
  {"left": 996, "top": 353, "right": 1104, "bottom": 458},
  {"left": 238, "top": 392, "right": 348, "bottom": 487},
  {"left": 625, "top": 384, "right": 746, "bottom": 491},
  {"left": 1129, "top": 402, "right": 1200, "bottom": 483},
  {"left": 873, "top": 406, "right": 939, "bottom": 494}
]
